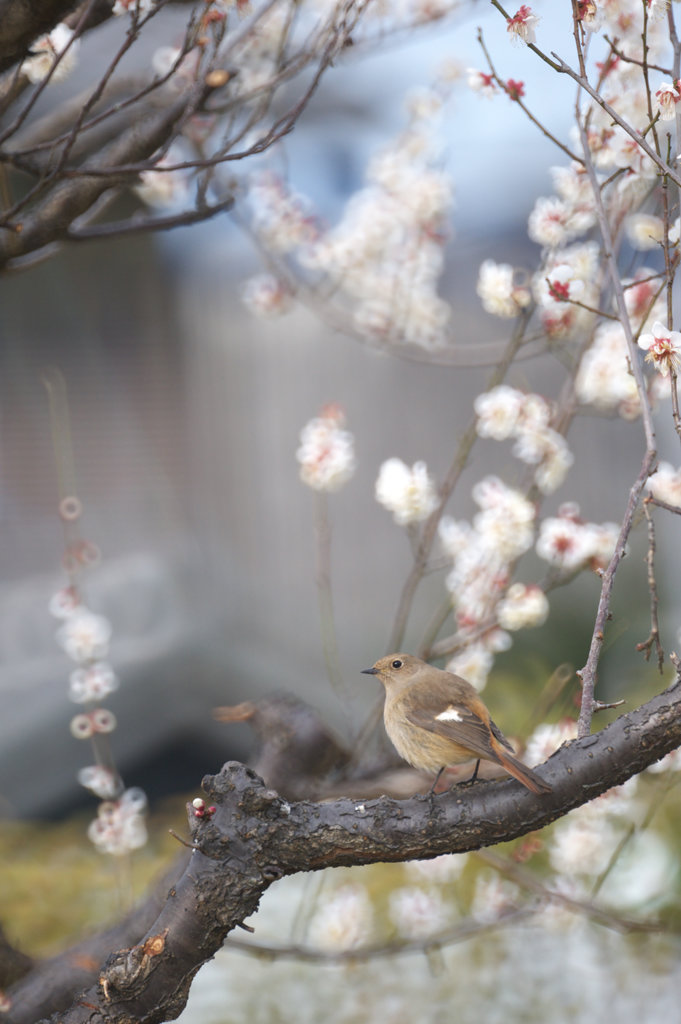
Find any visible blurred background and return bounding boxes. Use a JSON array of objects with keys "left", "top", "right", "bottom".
[
  {"left": 0, "top": 0, "right": 673, "bottom": 819},
  {"left": 4, "top": 3, "right": 681, "bottom": 1022}
]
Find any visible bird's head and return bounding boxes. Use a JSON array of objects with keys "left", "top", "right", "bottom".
[{"left": 361, "top": 653, "right": 424, "bottom": 689}]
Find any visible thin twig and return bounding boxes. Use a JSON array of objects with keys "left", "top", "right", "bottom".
[
  {"left": 636, "top": 498, "right": 665, "bottom": 672},
  {"left": 572, "top": 32, "right": 658, "bottom": 736},
  {"left": 224, "top": 908, "right": 535, "bottom": 963},
  {"left": 477, "top": 26, "right": 583, "bottom": 165}
]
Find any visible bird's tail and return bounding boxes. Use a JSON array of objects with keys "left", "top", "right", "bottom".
[{"left": 491, "top": 740, "right": 552, "bottom": 794}]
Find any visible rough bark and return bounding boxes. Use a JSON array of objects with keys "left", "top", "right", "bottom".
[
  {"left": 0, "top": 83, "right": 211, "bottom": 267},
  {"left": 0, "top": 0, "right": 82, "bottom": 73},
  {"left": 6, "top": 676, "right": 681, "bottom": 1024}
]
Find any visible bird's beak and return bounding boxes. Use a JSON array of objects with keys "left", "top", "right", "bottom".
[{"left": 361, "top": 667, "right": 378, "bottom": 675}]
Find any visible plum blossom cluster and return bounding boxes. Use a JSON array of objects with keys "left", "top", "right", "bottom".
[
  {"left": 86, "top": 788, "right": 148, "bottom": 856},
  {"left": 476, "top": 260, "right": 531, "bottom": 318},
  {"left": 576, "top": 323, "right": 641, "bottom": 418},
  {"left": 296, "top": 405, "right": 356, "bottom": 492},
  {"left": 243, "top": 85, "right": 455, "bottom": 349},
  {"left": 389, "top": 886, "right": 448, "bottom": 938},
  {"left": 307, "top": 884, "right": 374, "bottom": 951},
  {"left": 532, "top": 241, "right": 602, "bottom": 341},
  {"left": 525, "top": 719, "right": 577, "bottom": 768},
  {"left": 375, "top": 459, "right": 438, "bottom": 526},
  {"left": 50, "top": 520, "right": 146, "bottom": 854},
  {"left": 496, "top": 583, "right": 549, "bottom": 631},
  {"left": 474, "top": 385, "right": 573, "bottom": 495},
  {"left": 536, "top": 503, "right": 618, "bottom": 572},
  {"left": 437, "top": 477, "right": 539, "bottom": 689},
  {"left": 546, "top": 778, "right": 649, "bottom": 909},
  {"left": 242, "top": 273, "right": 293, "bottom": 318},
  {"left": 519, "top": 0, "right": 677, "bottom": 352},
  {"left": 647, "top": 462, "right": 681, "bottom": 507}
]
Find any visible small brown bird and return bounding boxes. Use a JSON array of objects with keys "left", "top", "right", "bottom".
[{"left": 362, "top": 653, "right": 551, "bottom": 795}]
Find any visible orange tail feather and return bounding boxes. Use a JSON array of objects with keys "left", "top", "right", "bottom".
[{"left": 491, "top": 741, "right": 552, "bottom": 795}]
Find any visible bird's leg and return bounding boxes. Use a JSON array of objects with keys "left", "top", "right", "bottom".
[
  {"left": 468, "top": 759, "right": 481, "bottom": 784},
  {"left": 427, "top": 766, "right": 445, "bottom": 806}
]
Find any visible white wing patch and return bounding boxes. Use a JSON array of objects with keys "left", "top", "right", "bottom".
[{"left": 435, "top": 706, "right": 463, "bottom": 723}]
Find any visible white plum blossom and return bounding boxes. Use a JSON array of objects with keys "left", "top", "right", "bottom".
[
  {"left": 241, "top": 274, "right": 293, "bottom": 318},
  {"left": 466, "top": 68, "right": 497, "bottom": 98},
  {"left": 579, "top": 1, "right": 602, "bottom": 29},
  {"left": 296, "top": 407, "right": 356, "bottom": 492},
  {"left": 68, "top": 663, "right": 119, "bottom": 704},
  {"left": 22, "top": 24, "right": 79, "bottom": 84},
  {"left": 549, "top": 815, "right": 622, "bottom": 878},
  {"left": 476, "top": 261, "right": 531, "bottom": 318},
  {"left": 113, "top": 0, "right": 156, "bottom": 13},
  {"left": 625, "top": 213, "right": 664, "bottom": 250},
  {"left": 70, "top": 708, "right": 117, "bottom": 740},
  {"left": 49, "top": 587, "right": 81, "bottom": 619},
  {"left": 648, "top": 0, "right": 670, "bottom": 21},
  {"left": 87, "top": 788, "right": 148, "bottom": 856},
  {"left": 134, "top": 158, "right": 192, "bottom": 210},
  {"left": 471, "top": 874, "right": 520, "bottom": 922},
  {"left": 307, "top": 884, "right": 373, "bottom": 950},
  {"left": 56, "top": 609, "right": 112, "bottom": 664},
  {"left": 533, "top": 241, "right": 600, "bottom": 339},
  {"left": 536, "top": 505, "right": 618, "bottom": 571},
  {"left": 528, "top": 196, "right": 595, "bottom": 249},
  {"left": 249, "top": 175, "right": 319, "bottom": 254},
  {"left": 550, "top": 162, "right": 592, "bottom": 205},
  {"left": 496, "top": 583, "right": 549, "bottom": 631},
  {"left": 475, "top": 386, "right": 573, "bottom": 495},
  {"left": 247, "top": 107, "right": 455, "bottom": 350},
  {"left": 438, "top": 516, "right": 473, "bottom": 559},
  {"left": 528, "top": 197, "right": 573, "bottom": 248},
  {"left": 78, "top": 765, "right": 122, "bottom": 799},
  {"left": 575, "top": 323, "right": 641, "bottom": 419},
  {"left": 638, "top": 321, "right": 681, "bottom": 377},
  {"left": 445, "top": 644, "right": 495, "bottom": 691},
  {"left": 623, "top": 268, "right": 665, "bottom": 328},
  {"left": 389, "top": 887, "right": 448, "bottom": 938},
  {"left": 654, "top": 80, "right": 681, "bottom": 120},
  {"left": 471, "top": 476, "right": 536, "bottom": 561},
  {"left": 474, "top": 385, "right": 524, "bottom": 440},
  {"left": 647, "top": 462, "right": 681, "bottom": 506},
  {"left": 375, "top": 458, "right": 438, "bottom": 525},
  {"left": 525, "top": 720, "right": 577, "bottom": 766},
  {"left": 440, "top": 481, "right": 539, "bottom": 688},
  {"left": 534, "top": 263, "right": 585, "bottom": 308},
  {"left": 533, "top": 433, "right": 574, "bottom": 495},
  {"left": 507, "top": 5, "right": 539, "bottom": 45}
]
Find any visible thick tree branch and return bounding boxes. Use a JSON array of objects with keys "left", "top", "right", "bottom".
[
  {"left": 0, "top": 1, "right": 81, "bottom": 73},
  {"left": 0, "top": 81, "right": 213, "bottom": 267},
  {"left": 8, "top": 676, "right": 681, "bottom": 1024}
]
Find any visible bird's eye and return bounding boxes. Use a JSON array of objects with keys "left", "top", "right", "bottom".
[{"left": 391, "top": 659, "right": 403, "bottom": 669}]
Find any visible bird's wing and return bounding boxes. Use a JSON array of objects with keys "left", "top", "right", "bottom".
[{"left": 405, "top": 689, "right": 514, "bottom": 761}]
